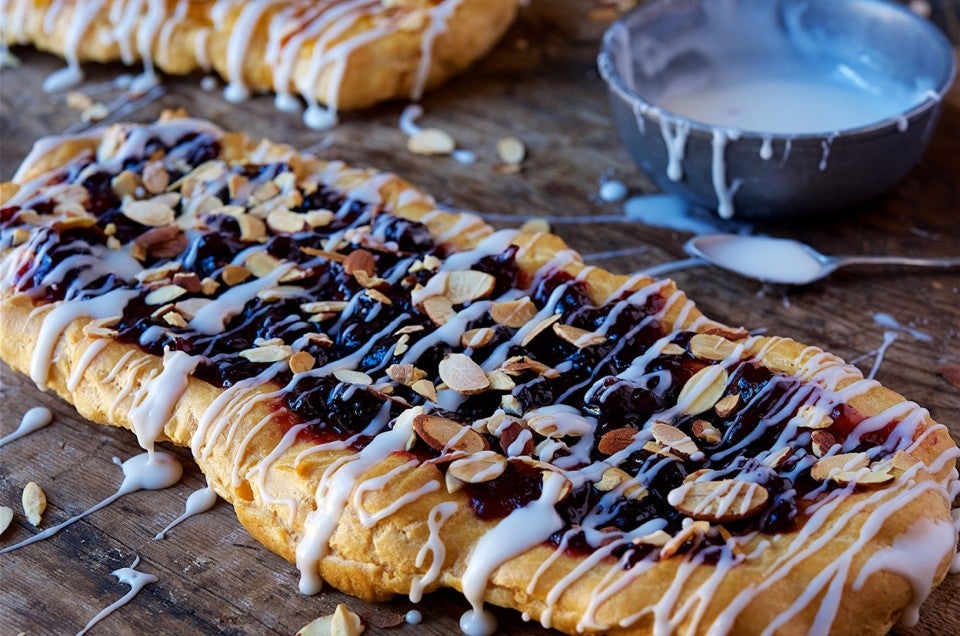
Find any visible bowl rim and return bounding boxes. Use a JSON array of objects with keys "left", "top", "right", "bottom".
[{"left": 597, "top": 0, "right": 958, "bottom": 141}]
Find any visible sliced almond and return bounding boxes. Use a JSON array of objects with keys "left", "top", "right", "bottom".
[
  {"left": 689, "top": 333, "right": 736, "bottom": 361},
  {"left": 289, "top": 351, "right": 315, "bottom": 374},
  {"left": 366, "top": 289, "right": 392, "bottom": 305},
  {"left": 333, "top": 369, "right": 373, "bottom": 385},
  {"left": 305, "top": 209, "right": 335, "bottom": 228},
  {"left": 163, "top": 311, "right": 189, "bottom": 328},
  {"left": 448, "top": 451, "right": 507, "bottom": 485},
  {"left": 445, "top": 271, "right": 496, "bottom": 305},
  {"left": 490, "top": 297, "right": 537, "bottom": 328},
  {"left": 691, "top": 419, "right": 722, "bottom": 445},
  {"left": 111, "top": 170, "right": 140, "bottom": 197},
  {"left": 597, "top": 427, "right": 638, "bottom": 455},
  {"left": 296, "top": 603, "right": 364, "bottom": 636},
  {"left": 552, "top": 323, "right": 607, "bottom": 348},
  {"left": 714, "top": 394, "right": 740, "bottom": 418},
  {"left": 142, "top": 161, "right": 169, "bottom": 194},
  {"left": 651, "top": 422, "right": 700, "bottom": 458},
  {"left": 677, "top": 366, "right": 729, "bottom": 416},
  {"left": 438, "top": 354, "right": 490, "bottom": 395},
  {"left": 145, "top": 284, "right": 187, "bottom": 306},
  {"left": 521, "top": 313, "right": 561, "bottom": 347},
  {"left": 594, "top": 467, "right": 647, "bottom": 500},
  {"left": 794, "top": 404, "right": 834, "bottom": 430},
  {"left": 267, "top": 208, "right": 306, "bottom": 234},
  {"left": 811, "top": 452, "right": 870, "bottom": 481},
  {"left": 387, "top": 364, "right": 427, "bottom": 386},
  {"left": 810, "top": 430, "right": 837, "bottom": 458},
  {"left": 668, "top": 480, "right": 769, "bottom": 522},
  {"left": 239, "top": 344, "right": 292, "bottom": 363},
  {"left": 763, "top": 446, "right": 792, "bottom": 468},
  {"left": 246, "top": 251, "right": 283, "bottom": 277},
  {"left": 22, "top": 481, "right": 46, "bottom": 527},
  {"left": 525, "top": 410, "right": 591, "bottom": 438},
  {"left": 661, "top": 343, "right": 686, "bottom": 356},
  {"left": 343, "top": 249, "right": 377, "bottom": 277},
  {"left": 890, "top": 449, "right": 921, "bottom": 472},
  {"left": 833, "top": 470, "right": 894, "bottom": 489},
  {"left": 461, "top": 327, "right": 496, "bottom": 349},
  {"left": 422, "top": 295, "right": 456, "bottom": 326},
  {"left": 486, "top": 370, "right": 515, "bottom": 392},
  {"left": 83, "top": 315, "right": 121, "bottom": 338},
  {"left": 392, "top": 334, "right": 410, "bottom": 357},
  {"left": 408, "top": 128, "right": 455, "bottom": 155},
  {"left": 498, "top": 422, "right": 534, "bottom": 456},
  {"left": 500, "top": 355, "right": 553, "bottom": 377},
  {"left": 122, "top": 199, "right": 176, "bottom": 227},
  {"left": 411, "top": 379, "right": 439, "bottom": 403},
  {"left": 0, "top": 506, "right": 12, "bottom": 536},
  {"left": 413, "top": 414, "right": 489, "bottom": 453},
  {"left": 218, "top": 264, "right": 249, "bottom": 286},
  {"left": 301, "top": 300, "right": 348, "bottom": 314},
  {"left": 301, "top": 247, "right": 346, "bottom": 263},
  {"left": 497, "top": 136, "right": 526, "bottom": 165}
]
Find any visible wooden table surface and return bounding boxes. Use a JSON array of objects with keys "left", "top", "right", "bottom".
[{"left": 1, "top": 2, "right": 958, "bottom": 634}]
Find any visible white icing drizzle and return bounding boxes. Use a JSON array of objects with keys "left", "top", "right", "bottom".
[
  {"left": 409, "top": 501, "right": 459, "bottom": 603},
  {"left": 155, "top": 483, "right": 219, "bottom": 540},
  {"left": 128, "top": 349, "right": 201, "bottom": 456},
  {"left": 0, "top": 406, "right": 54, "bottom": 448},
  {"left": 76, "top": 556, "right": 158, "bottom": 636},
  {"left": 351, "top": 460, "right": 439, "bottom": 528},
  {"left": 0, "top": 452, "right": 182, "bottom": 554}
]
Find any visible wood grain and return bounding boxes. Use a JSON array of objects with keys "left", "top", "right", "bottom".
[{"left": 1, "top": 1, "right": 958, "bottom": 634}]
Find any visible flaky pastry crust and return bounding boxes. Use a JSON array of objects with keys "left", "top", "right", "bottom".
[{"left": 1, "top": 115, "right": 957, "bottom": 635}]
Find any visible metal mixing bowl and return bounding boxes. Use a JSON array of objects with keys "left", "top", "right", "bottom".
[{"left": 597, "top": 0, "right": 957, "bottom": 218}]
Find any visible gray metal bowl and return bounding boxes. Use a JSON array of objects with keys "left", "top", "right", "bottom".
[{"left": 597, "top": 0, "right": 957, "bottom": 218}]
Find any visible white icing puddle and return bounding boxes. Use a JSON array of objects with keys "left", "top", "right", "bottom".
[
  {"left": 0, "top": 406, "right": 53, "bottom": 447},
  {"left": 154, "top": 483, "right": 219, "bottom": 540},
  {"left": 689, "top": 235, "right": 825, "bottom": 284},
  {"left": 0, "top": 452, "right": 182, "bottom": 554},
  {"left": 76, "top": 556, "right": 158, "bottom": 636}
]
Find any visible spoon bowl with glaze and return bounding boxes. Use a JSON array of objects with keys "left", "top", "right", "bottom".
[
  {"left": 597, "top": 0, "right": 957, "bottom": 219},
  {"left": 684, "top": 234, "right": 960, "bottom": 285}
]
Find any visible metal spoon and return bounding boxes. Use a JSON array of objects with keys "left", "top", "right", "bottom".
[{"left": 684, "top": 234, "right": 960, "bottom": 285}]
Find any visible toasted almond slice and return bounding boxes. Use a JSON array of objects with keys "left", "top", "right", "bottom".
[
  {"left": 300, "top": 300, "right": 348, "bottom": 314},
  {"left": 246, "top": 251, "right": 283, "bottom": 277},
  {"left": 552, "top": 323, "right": 607, "bottom": 348},
  {"left": 305, "top": 209, "right": 334, "bottom": 228},
  {"left": 486, "top": 370, "right": 516, "bottom": 392},
  {"left": 794, "top": 403, "right": 834, "bottom": 430},
  {"left": 422, "top": 295, "right": 456, "bottom": 326},
  {"left": 333, "top": 369, "right": 373, "bottom": 385},
  {"left": 498, "top": 421, "right": 534, "bottom": 456},
  {"left": 142, "top": 161, "right": 169, "bottom": 193},
  {"left": 122, "top": 199, "right": 175, "bottom": 227},
  {"left": 145, "top": 284, "right": 187, "bottom": 306},
  {"left": 634, "top": 530, "right": 672, "bottom": 547},
  {"left": 445, "top": 271, "right": 496, "bottom": 305},
  {"left": 448, "top": 451, "right": 508, "bottom": 484},
  {"left": 300, "top": 247, "right": 346, "bottom": 262},
  {"left": 714, "top": 394, "right": 740, "bottom": 418},
  {"left": 525, "top": 410, "right": 592, "bottom": 438},
  {"left": 83, "top": 316, "right": 121, "bottom": 339},
  {"left": 408, "top": 128, "right": 455, "bottom": 155},
  {"left": 366, "top": 289, "right": 393, "bottom": 305},
  {"left": 763, "top": 446, "right": 792, "bottom": 468},
  {"left": 689, "top": 333, "right": 736, "bottom": 361},
  {"left": 668, "top": 480, "right": 769, "bottom": 522},
  {"left": 833, "top": 470, "right": 895, "bottom": 489},
  {"left": 521, "top": 313, "right": 561, "bottom": 347},
  {"left": 252, "top": 181, "right": 281, "bottom": 202},
  {"left": 289, "top": 351, "right": 315, "bottom": 374},
  {"left": 651, "top": 422, "right": 700, "bottom": 458},
  {"left": 811, "top": 452, "right": 870, "bottom": 481},
  {"left": 296, "top": 603, "right": 364, "bottom": 636},
  {"left": 267, "top": 208, "right": 306, "bottom": 234},
  {"left": 343, "top": 249, "right": 377, "bottom": 277},
  {"left": 891, "top": 449, "right": 921, "bottom": 472},
  {"left": 438, "top": 353, "right": 490, "bottom": 395},
  {"left": 239, "top": 344, "right": 292, "bottom": 363},
  {"left": 500, "top": 355, "right": 553, "bottom": 377},
  {"left": 490, "top": 297, "right": 537, "bottom": 328},
  {"left": 411, "top": 379, "right": 439, "bottom": 402},
  {"left": 691, "top": 419, "right": 722, "bottom": 445},
  {"left": 222, "top": 264, "right": 252, "bottom": 286},
  {"left": 677, "top": 366, "right": 729, "bottom": 416},
  {"left": 392, "top": 334, "right": 410, "bottom": 356},
  {"left": 461, "top": 327, "right": 496, "bottom": 349},
  {"left": 172, "top": 272, "right": 202, "bottom": 293},
  {"left": 660, "top": 521, "right": 711, "bottom": 559},
  {"left": 497, "top": 136, "right": 526, "bottom": 165},
  {"left": 598, "top": 427, "right": 638, "bottom": 455},
  {"left": 0, "top": 506, "right": 12, "bottom": 536},
  {"left": 163, "top": 311, "right": 189, "bottom": 328},
  {"left": 387, "top": 364, "right": 427, "bottom": 386},
  {"left": 810, "top": 429, "right": 837, "bottom": 458},
  {"left": 594, "top": 467, "right": 647, "bottom": 500},
  {"left": 661, "top": 343, "right": 686, "bottom": 356},
  {"left": 413, "top": 414, "right": 489, "bottom": 453},
  {"left": 500, "top": 394, "right": 522, "bottom": 415},
  {"left": 22, "top": 481, "right": 46, "bottom": 527},
  {"left": 111, "top": 170, "right": 140, "bottom": 197}
]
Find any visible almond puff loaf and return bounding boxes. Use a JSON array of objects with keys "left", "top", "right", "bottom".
[{"left": 0, "top": 114, "right": 958, "bottom": 635}]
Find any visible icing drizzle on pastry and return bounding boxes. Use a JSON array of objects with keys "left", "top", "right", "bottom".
[{"left": 1, "top": 117, "right": 957, "bottom": 634}]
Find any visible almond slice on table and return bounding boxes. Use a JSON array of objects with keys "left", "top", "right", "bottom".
[
  {"left": 408, "top": 128, "right": 455, "bottom": 155},
  {"left": 667, "top": 479, "right": 769, "bottom": 522},
  {"left": 413, "top": 414, "right": 489, "bottom": 453},
  {"left": 0, "top": 506, "right": 13, "bottom": 535},
  {"left": 297, "top": 603, "right": 365, "bottom": 636},
  {"left": 22, "top": 481, "right": 46, "bottom": 527}
]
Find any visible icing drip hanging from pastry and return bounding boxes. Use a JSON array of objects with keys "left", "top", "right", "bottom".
[{"left": 0, "top": 0, "right": 520, "bottom": 128}]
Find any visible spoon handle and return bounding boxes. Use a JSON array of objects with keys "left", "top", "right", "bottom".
[{"left": 834, "top": 255, "right": 960, "bottom": 270}]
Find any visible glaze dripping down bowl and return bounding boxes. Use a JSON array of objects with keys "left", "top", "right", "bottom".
[{"left": 597, "top": 0, "right": 957, "bottom": 218}]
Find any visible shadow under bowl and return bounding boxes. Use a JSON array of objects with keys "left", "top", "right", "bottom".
[{"left": 597, "top": 0, "right": 957, "bottom": 218}]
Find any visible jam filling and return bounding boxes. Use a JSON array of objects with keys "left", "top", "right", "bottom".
[{"left": 2, "top": 128, "right": 904, "bottom": 566}]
